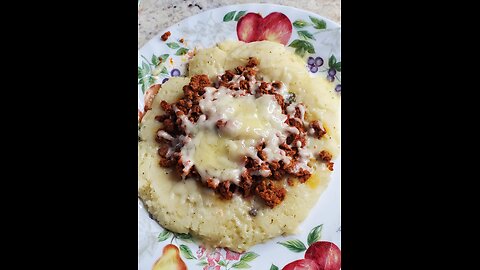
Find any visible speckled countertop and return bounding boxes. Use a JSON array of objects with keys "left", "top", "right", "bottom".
[{"left": 138, "top": 0, "right": 340, "bottom": 49}]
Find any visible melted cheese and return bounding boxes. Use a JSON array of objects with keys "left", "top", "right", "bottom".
[{"left": 178, "top": 86, "right": 302, "bottom": 185}]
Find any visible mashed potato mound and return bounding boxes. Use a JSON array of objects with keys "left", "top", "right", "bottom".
[{"left": 138, "top": 41, "right": 340, "bottom": 252}]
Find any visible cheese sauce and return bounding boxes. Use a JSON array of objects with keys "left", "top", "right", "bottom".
[{"left": 172, "top": 79, "right": 311, "bottom": 185}]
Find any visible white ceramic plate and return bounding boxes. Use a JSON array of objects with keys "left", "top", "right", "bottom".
[{"left": 138, "top": 4, "right": 341, "bottom": 270}]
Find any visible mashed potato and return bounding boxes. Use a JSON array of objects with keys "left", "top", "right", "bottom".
[{"left": 138, "top": 41, "right": 340, "bottom": 252}]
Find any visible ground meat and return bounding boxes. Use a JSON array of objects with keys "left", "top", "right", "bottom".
[
  {"left": 239, "top": 80, "right": 250, "bottom": 90},
  {"left": 191, "top": 105, "right": 201, "bottom": 114},
  {"left": 287, "top": 118, "right": 305, "bottom": 133},
  {"left": 280, "top": 143, "right": 296, "bottom": 157},
  {"left": 205, "top": 178, "right": 218, "bottom": 189},
  {"left": 255, "top": 180, "right": 286, "bottom": 208},
  {"left": 326, "top": 162, "right": 334, "bottom": 171},
  {"left": 269, "top": 161, "right": 281, "bottom": 171},
  {"left": 240, "top": 170, "right": 253, "bottom": 197},
  {"left": 175, "top": 158, "right": 186, "bottom": 176},
  {"left": 291, "top": 134, "right": 306, "bottom": 148},
  {"left": 286, "top": 134, "right": 294, "bottom": 145},
  {"left": 189, "top": 74, "right": 211, "bottom": 90},
  {"left": 183, "top": 85, "right": 194, "bottom": 99},
  {"left": 318, "top": 150, "right": 332, "bottom": 162},
  {"left": 175, "top": 110, "right": 185, "bottom": 117},
  {"left": 218, "top": 80, "right": 234, "bottom": 89},
  {"left": 244, "top": 67, "right": 257, "bottom": 77},
  {"left": 246, "top": 57, "right": 259, "bottom": 68},
  {"left": 244, "top": 157, "right": 261, "bottom": 171},
  {"left": 257, "top": 150, "right": 268, "bottom": 161},
  {"left": 317, "top": 150, "right": 334, "bottom": 171},
  {"left": 160, "top": 100, "right": 173, "bottom": 113},
  {"left": 154, "top": 114, "right": 168, "bottom": 122},
  {"left": 217, "top": 181, "right": 233, "bottom": 199},
  {"left": 294, "top": 107, "right": 302, "bottom": 119},
  {"left": 159, "top": 157, "right": 175, "bottom": 167},
  {"left": 185, "top": 165, "right": 199, "bottom": 179},
  {"left": 274, "top": 94, "right": 285, "bottom": 112},
  {"left": 272, "top": 169, "right": 286, "bottom": 180},
  {"left": 255, "top": 142, "right": 264, "bottom": 152},
  {"left": 257, "top": 82, "right": 274, "bottom": 96},
  {"left": 259, "top": 163, "right": 272, "bottom": 177},
  {"left": 310, "top": 120, "right": 326, "bottom": 139},
  {"left": 221, "top": 70, "right": 235, "bottom": 82},
  {"left": 162, "top": 118, "right": 175, "bottom": 133},
  {"left": 235, "top": 65, "right": 246, "bottom": 74},
  {"left": 158, "top": 145, "right": 169, "bottom": 157},
  {"left": 293, "top": 168, "right": 311, "bottom": 183},
  {"left": 161, "top": 31, "right": 171, "bottom": 41}
]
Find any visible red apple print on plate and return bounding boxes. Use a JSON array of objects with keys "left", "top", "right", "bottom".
[
  {"left": 305, "top": 241, "right": 341, "bottom": 270},
  {"left": 236, "top": 13, "right": 263, "bottom": 42},
  {"left": 282, "top": 259, "right": 320, "bottom": 270},
  {"left": 237, "top": 12, "right": 292, "bottom": 45},
  {"left": 258, "top": 12, "right": 293, "bottom": 45}
]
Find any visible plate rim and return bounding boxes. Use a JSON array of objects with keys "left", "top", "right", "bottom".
[{"left": 138, "top": 3, "right": 341, "bottom": 53}]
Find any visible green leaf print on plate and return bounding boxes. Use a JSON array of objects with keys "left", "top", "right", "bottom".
[
  {"left": 307, "top": 224, "right": 323, "bottom": 246},
  {"left": 223, "top": 11, "right": 236, "bottom": 22},
  {"left": 293, "top": 20, "right": 310, "bottom": 28},
  {"left": 309, "top": 16, "right": 327, "bottom": 29},
  {"left": 277, "top": 239, "right": 307, "bottom": 252},
  {"left": 179, "top": 244, "right": 197, "bottom": 260}
]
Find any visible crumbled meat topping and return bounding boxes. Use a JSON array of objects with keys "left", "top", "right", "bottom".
[
  {"left": 152, "top": 57, "right": 332, "bottom": 208},
  {"left": 309, "top": 120, "right": 326, "bottom": 139},
  {"left": 318, "top": 150, "right": 334, "bottom": 171},
  {"left": 161, "top": 31, "right": 171, "bottom": 41},
  {"left": 318, "top": 150, "right": 332, "bottom": 162},
  {"left": 255, "top": 180, "right": 286, "bottom": 208}
]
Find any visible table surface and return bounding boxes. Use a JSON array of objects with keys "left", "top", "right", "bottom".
[{"left": 138, "top": 0, "right": 340, "bottom": 49}]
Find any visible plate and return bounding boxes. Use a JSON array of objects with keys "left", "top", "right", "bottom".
[{"left": 138, "top": 4, "right": 341, "bottom": 270}]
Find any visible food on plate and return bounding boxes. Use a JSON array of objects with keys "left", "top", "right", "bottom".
[
  {"left": 152, "top": 244, "right": 187, "bottom": 270},
  {"left": 138, "top": 40, "right": 340, "bottom": 252}
]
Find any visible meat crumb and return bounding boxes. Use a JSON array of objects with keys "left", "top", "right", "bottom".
[
  {"left": 318, "top": 150, "right": 334, "bottom": 171},
  {"left": 161, "top": 31, "right": 171, "bottom": 41},
  {"left": 217, "top": 181, "right": 233, "bottom": 199},
  {"left": 327, "top": 162, "right": 334, "bottom": 171},
  {"left": 309, "top": 120, "right": 326, "bottom": 139},
  {"left": 318, "top": 150, "right": 332, "bottom": 162},
  {"left": 255, "top": 180, "right": 286, "bottom": 208},
  {"left": 246, "top": 57, "right": 259, "bottom": 68}
]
